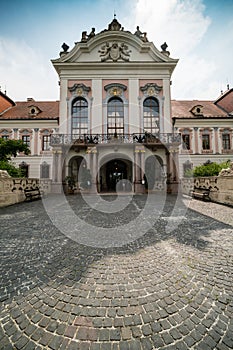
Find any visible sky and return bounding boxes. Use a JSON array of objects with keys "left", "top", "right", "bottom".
[{"left": 0, "top": 0, "right": 232, "bottom": 102}]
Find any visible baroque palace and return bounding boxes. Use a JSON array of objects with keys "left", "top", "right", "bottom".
[{"left": 0, "top": 18, "right": 233, "bottom": 193}]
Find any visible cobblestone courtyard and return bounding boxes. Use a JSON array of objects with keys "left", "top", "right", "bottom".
[{"left": 0, "top": 194, "right": 232, "bottom": 350}]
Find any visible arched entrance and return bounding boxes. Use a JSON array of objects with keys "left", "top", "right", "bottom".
[{"left": 99, "top": 157, "right": 132, "bottom": 192}]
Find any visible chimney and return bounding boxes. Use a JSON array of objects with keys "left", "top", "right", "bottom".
[
  {"left": 27, "top": 97, "right": 35, "bottom": 102},
  {"left": 227, "top": 84, "right": 230, "bottom": 90}
]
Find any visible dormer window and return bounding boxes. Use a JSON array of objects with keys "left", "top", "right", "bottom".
[
  {"left": 190, "top": 105, "right": 203, "bottom": 116},
  {"left": 28, "top": 105, "right": 41, "bottom": 116}
]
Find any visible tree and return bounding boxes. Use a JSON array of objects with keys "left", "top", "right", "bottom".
[
  {"left": 0, "top": 139, "right": 30, "bottom": 161},
  {"left": 0, "top": 139, "right": 30, "bottom": 177}
]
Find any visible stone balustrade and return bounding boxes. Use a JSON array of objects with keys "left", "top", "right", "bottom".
[
  {"left": 182, "top": 175, "right": 233, "bottom": 206},
  {"left": 0, "top": 177, "right": 52, "bottom": 207}
]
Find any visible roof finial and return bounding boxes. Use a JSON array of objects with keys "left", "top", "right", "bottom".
[{"left": 114, "top": 10, "right": 116, "bottom": 19}]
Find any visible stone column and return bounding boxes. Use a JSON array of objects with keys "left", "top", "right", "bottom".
[
  {"left": 140, "top": 147, "right": 145, "bottom": 181},
  {"left": 13, "top": 128, "right": 18, "bottom": 140},
  {"left": 214, "top": 127, "right": 220, "bottom": 154},
  {"left": 51, "top": 147, "right": 63, "bottom": 193},
  {"left": 92, "top": 79, "right": 102, "bottom": 134},
  {"left": 34, "top": 128, "right": 39, "bottom": 155},
  {"left": 169, "top": 147, "right": 180, "bottom": 194},
  {"left": 129, "top": 79, "right": 139, "bottom": 134},
  {"left": 92, "top": 149, "right": 97, "bottom": 193},
  {"left": 162, "top": 77, "right": 172, "bottom": 133},
  {"left": 194, "top": 127, "right": 199, "bottom": 154},
  {"left": 134, "top": 145, "right": 145, "bottom": 193},
  {"left": 166, "top": 150, "right": 171, "bottom": 193},
  {"left": 59, "top": 79, "right": 68, "bottom": 134}
]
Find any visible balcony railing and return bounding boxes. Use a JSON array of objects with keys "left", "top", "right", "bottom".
[{"left": 50, "top": 133, "right": 181, "bottom": 146}]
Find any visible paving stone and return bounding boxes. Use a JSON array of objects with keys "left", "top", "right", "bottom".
[{"left": 0, "top": 195, "right": 232, "bottom": 349}]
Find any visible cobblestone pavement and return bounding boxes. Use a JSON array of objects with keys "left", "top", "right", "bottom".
[{"left": 0, "top": 194, "right": 232, "bottom": 350}]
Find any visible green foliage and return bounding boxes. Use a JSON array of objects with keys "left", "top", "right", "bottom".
[
  {"left": 0, "top": 160, "right": 23, "bottom": 177},
  {"left": 0, "top": 138, "right": 30, "bottom": 161},
  {"left": 186, "top": 160, "right": 231, "bottom": 177}
]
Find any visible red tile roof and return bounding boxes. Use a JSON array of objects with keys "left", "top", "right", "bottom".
[
  {"left": 0, "top": 100, "right": 59, "bottom": 120},
  {"left": 0, "top": 92, "right": 15, "bottom": 114},
  {"left": 214, "top": 88, "right": 233, "bottom": 114},
  {"left": 171, "top": 100, "right": 228, "bottom": 119}
]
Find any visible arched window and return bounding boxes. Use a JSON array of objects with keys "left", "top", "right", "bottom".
[
  {"left": 71, "top": 97, "right": 88, "bottom": 135},
  {"left": 143, "top": 97, "right": 159, "bottom": 134},
  {"left": 107, "top": 97, "right": 124, "bottom": 135}
]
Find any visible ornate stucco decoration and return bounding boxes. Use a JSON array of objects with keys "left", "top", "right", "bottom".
[
  {"left": 68, "top": 83, "right": 91, "bottom": 97},
  {"left": 104, "top": 83, "right": 127, "bottom": 98},
  {"left": 99, "top": 42, "right": 131, "bottom": 62},
  {"left": 140, "top": 83, "right": 162, "bottom": 96}
]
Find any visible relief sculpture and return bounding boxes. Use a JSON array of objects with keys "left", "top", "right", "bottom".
[{"left": 99, "top": 42, "right": 131, "bottom": 62}]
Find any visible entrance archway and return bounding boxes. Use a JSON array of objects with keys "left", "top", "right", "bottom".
[{"left": 99, "top": 157, "right": 132, "bottom": 192}]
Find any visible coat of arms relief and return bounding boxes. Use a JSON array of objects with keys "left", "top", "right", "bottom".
[{"left": 98, "top": 42, "right": 131, "bottom": 62}]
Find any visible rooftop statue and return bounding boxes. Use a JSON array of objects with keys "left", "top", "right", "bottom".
[
  {"left": 88, "top": 27, "right": 95, "bottom": 39},
  {"left": 161, "top": 42, "right": 170, "bottom": 56},
  {"left": 59, "top": 42, "right": 69, "bottom": 56},
  {"left": 161, "top": 42, "right": 168, "bottom": 51},
  {"left": 134, "top": 26, "right": 148, "bottom": 42},
  {"left": 61, "top": 43, "right": 69, "bottom": 52}
]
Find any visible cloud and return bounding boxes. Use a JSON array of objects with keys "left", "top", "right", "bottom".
[
  {"left": 0, "top": 37, "right": 58, "bottom": 101},
  {"left": 130, "top": 0, "right": 211, "bottom": 56},
  {"left": 126, "top": 0, "right": 229, "bottom": 99}
]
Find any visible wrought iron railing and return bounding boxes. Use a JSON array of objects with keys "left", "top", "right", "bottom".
[{"left": 50, "top": 133, "right": 181, "bottom": 146}]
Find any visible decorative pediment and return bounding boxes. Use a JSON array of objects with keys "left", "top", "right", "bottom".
[
  {"left": 68, "top": 83, "right": 91, "bottom": 96},
  {"left": 104, "top": 83, "right": 127, "bottom": 97},
  {"left": 51, "top": 19, "right": 178, "bottom": 75},
  {"left": 140, "top": 83, "right": 162, "bottom": 96},
  {"left": 98, "top": 42, "right": 131, "bottom": 62}
]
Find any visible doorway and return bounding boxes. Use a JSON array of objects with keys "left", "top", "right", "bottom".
[{"left": 99, "top": 157, "right": 132, "bottom": 192}]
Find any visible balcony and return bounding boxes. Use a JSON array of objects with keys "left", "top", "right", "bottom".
[{"left": 50, "top": 133, "right": 181, "bottom": 147}]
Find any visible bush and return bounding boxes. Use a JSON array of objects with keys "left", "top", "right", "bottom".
[
  {"left": 0, "top": 160, "right": 23, "bottom": 177},
  {"left": 186, "top": 160, "right": 231, "bottom": 177}
]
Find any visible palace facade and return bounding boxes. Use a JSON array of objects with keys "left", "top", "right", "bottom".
[{"left": 0, "top": 18, "right": 232, "bottom": 193}]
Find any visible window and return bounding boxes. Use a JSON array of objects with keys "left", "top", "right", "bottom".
[
  {"left": 202, "top": 134, "right": 210, "bottom": 150},
  {"left": 71, "top": 97, "right": 88, "bottom": 135},
  {"left": 143, "top": 97, "right": 159, "bottom": 134},
  {"left": 182, "top": 134, "right": 190, "bottom": 150},
  {"left": 107, "top": 97, "right": 124, "bottom": 135},
  {"left": 22, "top": 135, "right": 30, "bottom": 147},
  {"left": 1, "top": 135, "right": 9, "bottom": 140},
  {"left": 42, "top": 135, "right": 51, "bottom": 151},
  {"left": 222, "top": 133, "right": 230, "bottom": 150}
]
